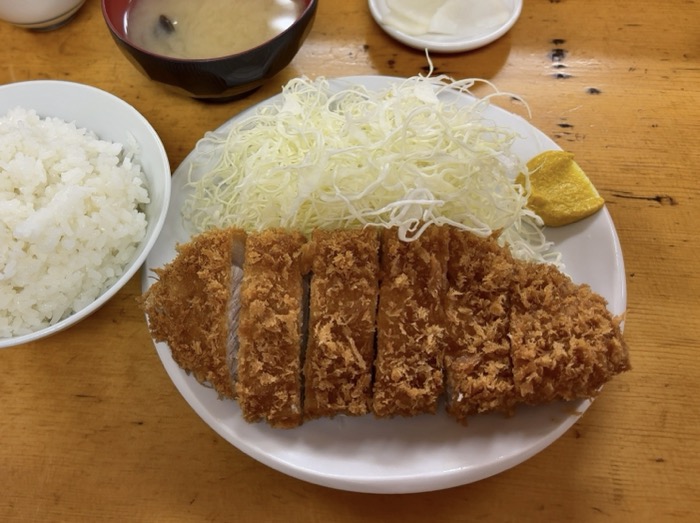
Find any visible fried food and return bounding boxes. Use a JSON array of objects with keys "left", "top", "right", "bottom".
[
  {"left": 141, "top": 227, "right": 246, "bottom": 399},
  {"left": 372, "top": 225, "right": 450, "bottom": 417},
  {"left": 444, "top": 229, "right": 518, "bottom": 424},
  {"left": 235, "top": 229, "right": 307, "bottom": 429},
  {"left": 303, "top": 228, "right": 380, "bottom": 419},
  {"left": 142, "top": 225, "right": 631, "bottom": 429},
  {"left": 509, "top": 260, "right": 631, "bottom": 403}
]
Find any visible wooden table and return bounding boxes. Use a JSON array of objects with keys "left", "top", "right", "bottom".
[{"left": 1, "top": 1, "right": 698, "bottom": 521}]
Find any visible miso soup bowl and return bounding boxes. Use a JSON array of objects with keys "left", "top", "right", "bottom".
[{"left": 101, "top": 0, "right": 318, "bottom": 101}]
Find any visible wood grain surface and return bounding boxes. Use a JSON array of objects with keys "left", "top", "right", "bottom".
[{"left": 1, "top": 0, "right": 698, "bottom": 521}]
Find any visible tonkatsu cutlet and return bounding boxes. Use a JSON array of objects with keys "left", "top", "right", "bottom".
[
  {"left": 444, "top": 229, "right": 518, "bottom": 424},
  {"left": 141, "top": 227, "right": 246, "bottom": 399},
  {"left": 372, "top": 225, "right": 450, "bottom": 417},
  {"left": 142, "top": 223, "right": 631, "bottom": 429},
  {"left": 304, "top": 228, "right": 380, "bottom": 419},
  {"left": 235, "top": 229, "right": 307, "bottom": 429},
  {"left": 508, "top": 260, "right": 631, "bottom": 403}
]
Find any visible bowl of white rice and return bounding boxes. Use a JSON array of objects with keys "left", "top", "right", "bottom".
[{"left": 0, "top": 80, "right": 170, "bottom": 348}]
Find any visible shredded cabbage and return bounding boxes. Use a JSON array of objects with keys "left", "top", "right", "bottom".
[{"left": 183, "top": 72, "right": 560, "bottom": 265}]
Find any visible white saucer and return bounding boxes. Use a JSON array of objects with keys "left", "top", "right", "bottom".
[{"left": 368, "top": 0, "right": 523, "bottom": 53}]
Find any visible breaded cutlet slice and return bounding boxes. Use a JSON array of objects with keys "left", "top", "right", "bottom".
[
  {"left": 141, "top": 227, "right": 246, "bottom": 399},
  {"left": 372, "top": 225, "right": 450, "bottom": 417},
  {"left": 444, "top": 229, "right": 518, "bottom": 423},
  {"left": 235, "top": 229, "right": 307, "bottom": 429},
  {"left": 509, "top": 260, "right": 631, "bottom": 403},
  {"left": 303, "top": 228, "right": 380, "bottom": 419}
]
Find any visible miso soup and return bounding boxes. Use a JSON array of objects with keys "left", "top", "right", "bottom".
[{"left": 126, "top": 0, "right": 305, "bottom": 59}]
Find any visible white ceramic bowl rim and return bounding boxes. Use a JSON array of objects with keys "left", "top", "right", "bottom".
[
  {"left": 0, "top": 0, "right": 86, "bottom": 26},
  {"left": 0, "top": 80, "right": 171, "bottom": 349}
]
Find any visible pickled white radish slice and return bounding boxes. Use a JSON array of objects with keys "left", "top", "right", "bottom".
[
  {"left": 428, "top": 0, "right": 511, "bottom": 36},
  {"left": 384, "top": 0, "right": 447, "bottom": 35},
  {"left": 381, "top": 0, "right": 511, "bottom": 37},
  {"left": 385, "top": 0, "right": 447, "bottom": 25}
]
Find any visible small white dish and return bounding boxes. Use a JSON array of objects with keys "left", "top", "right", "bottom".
[
  {"left": 0, "top": 80, "right": 171, "bottom": 348},
  {"left": 368, "top": 0, "right": 523, "bottom": 53}
]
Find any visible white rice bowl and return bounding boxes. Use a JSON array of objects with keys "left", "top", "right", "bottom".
[{"left": 0, "top": 80, "right": 170, "bottom": 348}]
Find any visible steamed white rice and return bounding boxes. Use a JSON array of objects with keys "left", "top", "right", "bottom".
[{"left": 0, "top": 107, "right": 150, "bottom": 338}]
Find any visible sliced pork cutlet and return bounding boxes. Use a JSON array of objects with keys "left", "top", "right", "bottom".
[
  {"left": 141, "top": 227, "right": 246, "bottom": 399},
  {"left": 444, "top": 230, "right": 518, "bottom": 424},
  {"left": 303, "top": 228, "right": 380, "bottom": 419},
  {"left": 235, "top": 229, "right": 308, "bottom": 429},
  {"left": 372, "top": 225, "right": 450, "bottom": 418},
  {"left": 509, "top": 260, "right": 631, "bottom": 404}
]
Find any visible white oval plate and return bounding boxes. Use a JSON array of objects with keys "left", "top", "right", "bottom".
[
  {"left": 368, "top": 0, "right": 523, "bottom": 53},
  {"left": 142, "top": 75, "right": 626, "bottom": 494},
  {"left": 0, "top": 80, "right": 170, "bottom": 349}
]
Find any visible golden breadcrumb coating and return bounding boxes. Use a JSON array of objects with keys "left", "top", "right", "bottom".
[
  {"left": 509, "top": 260, "right": 631, "bottom": 403},
  {"left": 142, "top": 224, "right": 631, "bottom": 429},
  {"left": 304, "top": 228, "right": 380, "bottom": 419},
  {"left": 444, "top": 230, "right": 518, "bottom": 424},
  {"left": 235, "top": 229, "right": 307, "bottom": 429},
  {"left": 372, "top": 225, "right": 450, "bottom": 417},
  {"left": 140, "top": 227, "right": 245, "bottom": 399}
]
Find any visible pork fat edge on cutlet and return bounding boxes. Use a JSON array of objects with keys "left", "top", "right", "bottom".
[
  {"left": 304, "top": 228, "right": 380, "bottom": 419},
  {"left": 444, "top": 229, "right": 518, "bottom": 424},
  {"left": 140, "top": 227, "right": 245, "bottom": 399},
  {"left": 372, "top": 225, "right": 450, "bottom": 418},
  {"left": 235, "top": 229, "right": 307, "bottom": 429}
]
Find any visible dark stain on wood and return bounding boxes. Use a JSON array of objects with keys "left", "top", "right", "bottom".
[
  {"left": 549, "top": 48, "right": 567, "bottom": 62},
  {"left": 587, "top": 87, "right": 602, "bottom": 94},
  {"left": 613, "top": 193, "right": 678, "bottom": 206},
  {"left": 75, "top": 394, "right": 101, "bottom": 402}
]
